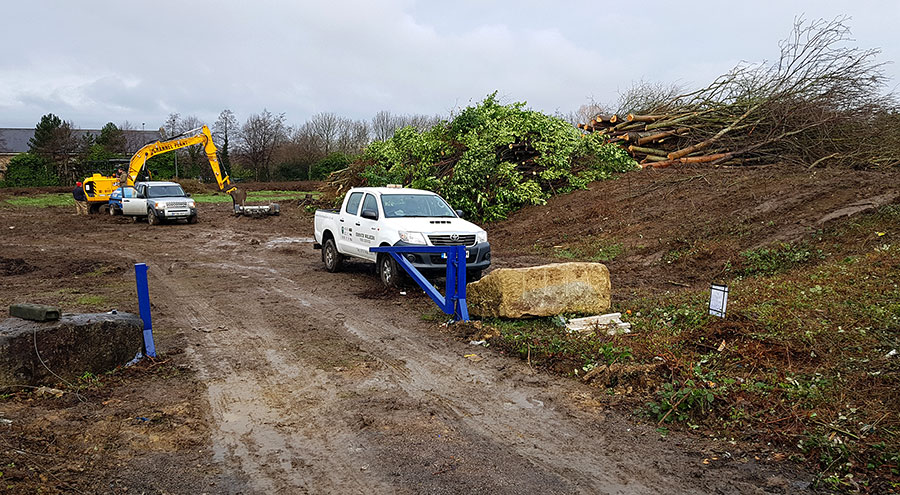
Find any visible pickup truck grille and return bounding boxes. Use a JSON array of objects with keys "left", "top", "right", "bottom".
[{"left": 428, "top": 234, "right": 476, "bottom": 246}]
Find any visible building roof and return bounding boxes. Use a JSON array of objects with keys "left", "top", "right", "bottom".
[{"left": 0, "top": 128, "right": 162, "bottom": 154}]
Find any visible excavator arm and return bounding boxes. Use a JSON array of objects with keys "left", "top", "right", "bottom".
[{"left": 127, "top": 125, "right": 236, "bottom": 195}]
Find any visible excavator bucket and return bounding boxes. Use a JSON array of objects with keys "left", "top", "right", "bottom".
[{"left": 230, "top": 189, "right": 279, "bottom": 217}]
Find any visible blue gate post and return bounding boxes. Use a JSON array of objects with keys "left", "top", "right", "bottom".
[
  {"left": 134, "top": 263, "right": 157, "bottom": 358},
  {"left": 370, "top": 245, "right": 470, "bottom": 321}
]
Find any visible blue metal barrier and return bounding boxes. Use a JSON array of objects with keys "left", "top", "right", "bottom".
[
  {"left": 134, "top": 263, "right": 157, "bottom": 358},
  {"left": 369, "top": 245, "right": 469, "bottom": 322}
]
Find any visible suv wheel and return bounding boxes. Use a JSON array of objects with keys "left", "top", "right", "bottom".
[
  {"left": 187, "top": 214, "right": 198, "bottom": 224},
  {"left": 147, "top": 209, "right": 160, "bottom": 225}
]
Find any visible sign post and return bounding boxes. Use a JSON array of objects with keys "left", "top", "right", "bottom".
[{"left": 709, "top": 284, "right": 728, "bottom": 318}]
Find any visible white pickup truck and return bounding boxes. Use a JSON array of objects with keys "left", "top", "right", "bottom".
[{"left": 313, "top": 186, "right": 491, "bottom": 287}]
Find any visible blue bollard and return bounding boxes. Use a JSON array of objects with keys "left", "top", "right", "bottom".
[{"left": 134, "top": 263, "right": 157, "bottom": 358}]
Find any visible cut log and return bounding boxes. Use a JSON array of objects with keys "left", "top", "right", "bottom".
[
  {"left": 679, "top": 153, "right": 731, "bottom": 164},
  {"left": 626, "top": 114, "right": 667, "bottom": 122},
  {"left": 636, "top": 127, "right": 690, "bottom": 146},
  {"left": 641, "top": 154, "right": 670, "bottom": 162},
  {"left": 652, "top": 160, "right": 678, "bottom": 169},
  {"left": 628, "top": 145, "right": 668, "bottom": 157}
]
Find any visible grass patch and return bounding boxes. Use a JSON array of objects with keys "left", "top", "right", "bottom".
[
  {"left": 739, "top": 241, "right": 823, "bottom": 276},
  {"left": 482, "top": 317, "right": 633, "bottom": 375},
  {"left": 3, "top": 194, "right": 73, "bottom": 207},
  {"left": 192, "top": 190, "right": 320, "bottom": 203}
]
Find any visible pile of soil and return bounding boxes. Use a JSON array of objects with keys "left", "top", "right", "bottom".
[{"left": 489, "top": 164, "right": 900, "bottom": 293}]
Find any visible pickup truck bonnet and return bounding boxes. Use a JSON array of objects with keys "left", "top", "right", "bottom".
[{"left": 381, "top": 217, "right": 482, "bottom": 234}]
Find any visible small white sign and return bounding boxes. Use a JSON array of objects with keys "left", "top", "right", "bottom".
[{"left": 709, "top": 284, "right": 728, "bottom": 318}]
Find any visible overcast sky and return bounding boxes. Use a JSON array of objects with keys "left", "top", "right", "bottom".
[{"left": 1, "top": 0, "right": 897, "bottom": 130}]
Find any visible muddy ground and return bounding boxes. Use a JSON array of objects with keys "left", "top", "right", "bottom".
[{"left": 0, "top": 173, "right": 843, "bottom": 494}]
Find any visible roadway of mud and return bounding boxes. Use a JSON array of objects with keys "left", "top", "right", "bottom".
[{"left": 0, "top": 200, "right": 811, "bottom": 494}]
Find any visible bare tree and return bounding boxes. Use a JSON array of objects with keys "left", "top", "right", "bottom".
[
  {"left": 119, "top": 120, "right": 152, "bottom": 153},
  {"left": 163, "top": 113, "right": 181, "bottom": 139},
  {"left": 178, "top": 115, "right": 204, "bottom": 175},
  {"left": 309, "top": 112, "right": 340, "bottom": 154},
  {"left": 214, "top": 109, "right": 239, "bottom": 173},
  {"left": 405, "top": 113, "right": 440, "bottom": 132},
  {"left": 238, "top": 109, "right": 286, "bottom": 181},
  {"left": 350, "top": 120, "right": 370, "bottom": 152},
  {"left": 371, "top": 110, "right": 401, "bottom": 142}
]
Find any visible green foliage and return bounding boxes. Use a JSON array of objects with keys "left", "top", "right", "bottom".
[
  {"left": 145, "top": 153, "right": 176, "bottom": 180},
  {"left": 488, "top": 317, "right": 633, "bottom": 369},
  {"left": 358, "top": 92, "right": 637, "bottom": 222},
  {"left": 28, "top": 113, "right": 63, "bottom": 153},
  {"left": 740, "top": 242, "right": 823, "bottom": 275},
  {"left": 96, "top": 122, "right": 126, "bottom": 154},
  {"left": 0, "top": 153, "right": 58, "bottom": 187},
  {"left": 310, "top": 152, "right": 353, "bottom": 180},
  {"left": 275, "top": 161, "right": 310, "bottom": 181},
  {"left": 647, "top": 379, "right": 718, "bottom": 423}
]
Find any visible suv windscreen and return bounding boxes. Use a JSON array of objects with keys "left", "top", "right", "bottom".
[
  {"left": 381, "top": 194, "right": 455, "bottom": 218},
  {"left": 146, "top": 185, "right": 186, "bottom": 198}
]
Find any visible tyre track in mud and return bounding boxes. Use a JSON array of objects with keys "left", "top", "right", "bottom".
[{"left": 142, "top": 227, "right": 808, "bottom": 494}]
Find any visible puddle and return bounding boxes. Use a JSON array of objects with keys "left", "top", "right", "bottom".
[{"left": 265, "top": 237, "right": 315, "bottom": 248}]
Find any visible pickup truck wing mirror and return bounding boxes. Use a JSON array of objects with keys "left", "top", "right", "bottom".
[
  {"left": 455, "top": 209, "right": 465, "bottom": 218},
  {"left": 361, "top": 209, "right": 378, "bottom": 220}
]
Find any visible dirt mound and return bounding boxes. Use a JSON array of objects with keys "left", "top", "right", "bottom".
[
  {"left": 489, "top": 164, "right": 900, "bottom": 292},
  {"left": 0, "top": 256, "right": 36, "bottom": 276}
]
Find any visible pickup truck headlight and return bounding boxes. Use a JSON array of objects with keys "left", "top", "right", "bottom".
[
  {"left": 476, "top": 230, "right": 488, "bottom": 244},
  {"left": 399, "top": 231, "right": 428, "bottom": 245}
]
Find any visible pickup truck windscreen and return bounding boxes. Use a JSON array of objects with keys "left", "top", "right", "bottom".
[
  {"left": 382, "top": 194, "right": 455, "bottom": 218},
  {"left": 146, "top": 185, "right": 186, "bottom": 198}
]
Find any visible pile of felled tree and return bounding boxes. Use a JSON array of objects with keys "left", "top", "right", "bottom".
[{"left": 579, "top": 18, "right": 899, "bottom": 170}]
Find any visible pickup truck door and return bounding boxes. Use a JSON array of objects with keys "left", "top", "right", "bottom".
[
  {"left": 338, "top": 192, "right": 363, "bottom": 254},
  {"left": 122, "top": 185, "right": 148, "bottom": 216},
  {"left": 354, "top": 193, "right": 380, "bottom": 260}
]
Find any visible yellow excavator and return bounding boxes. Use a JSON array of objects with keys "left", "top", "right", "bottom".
[{"left": 81, "top": 125, "right": 278, "bottom": 216}]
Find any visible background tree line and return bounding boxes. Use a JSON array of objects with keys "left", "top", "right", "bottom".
[{"left": 1, "top": 109, "right": 441, "bottom": 187}]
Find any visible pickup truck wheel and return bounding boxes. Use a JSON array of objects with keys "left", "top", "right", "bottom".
[
  {"left": 323, "top": 238, "right": 343, "bottom": 272},
  {"left": 379, "top": 254, "right": 403, "bottom": 289},
  {"left": 147, "top": 209, "right": 160, "bottom": 225}
]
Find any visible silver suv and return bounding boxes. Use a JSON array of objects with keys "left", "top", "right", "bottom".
[{"left": 119, "top": 181, "right": 198, "bottom": 225}]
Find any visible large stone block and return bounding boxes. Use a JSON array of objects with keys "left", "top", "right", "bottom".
[
  {"left": 466, "top": 262, "right": 611, "bottom": 318},
  {"left": 0, "top": 312, "right": 143, "bottom": 388}
]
